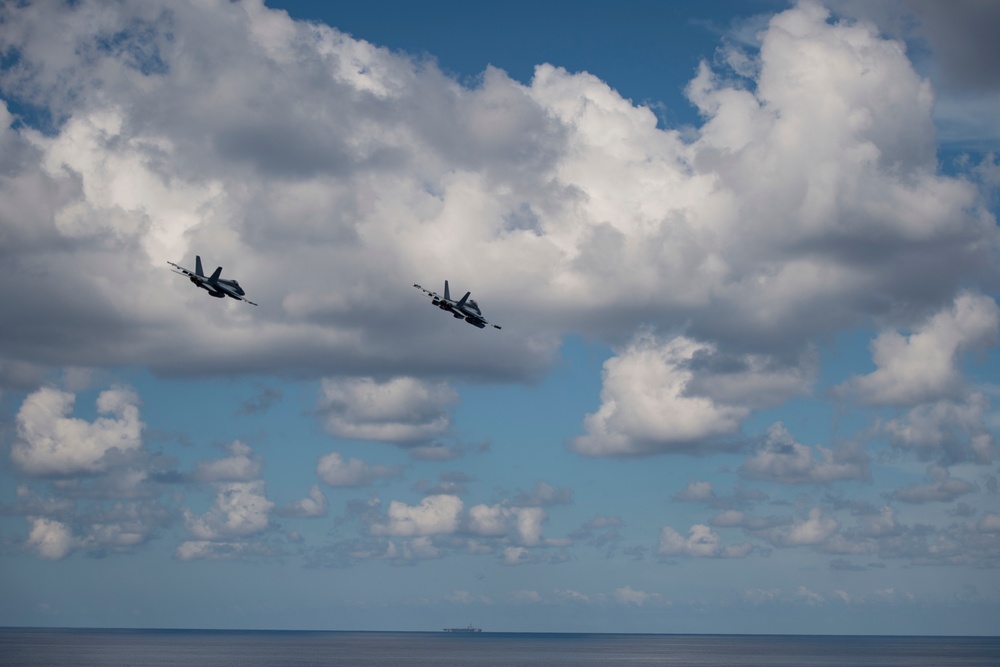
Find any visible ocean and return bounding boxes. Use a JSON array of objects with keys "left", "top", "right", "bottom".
[{"left": 1, "top": 628, "right": 997, "bottom": 666}]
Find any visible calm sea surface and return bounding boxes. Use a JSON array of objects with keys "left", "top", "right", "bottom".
[{"left": 1, "top": 629, "right": 997, "bottom": 666}]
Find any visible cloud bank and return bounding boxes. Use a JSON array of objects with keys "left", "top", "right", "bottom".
[
  {"left": 0, "top": 0, "right": 994, "bottom": 403},
  {"left": 1, "top": 0, "right": 998, "bottom": 623}
]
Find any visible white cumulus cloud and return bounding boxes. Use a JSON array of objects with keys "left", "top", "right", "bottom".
[
  {"left": 316, "top": 452, "right": 401, "bottom": 487},
  {"left": 573, "top": 334, "right": 749, "bottom": 456},
  {"left": 12, "top": 386, "right": 143, "bottom": 476},
  {"left": 466, "top": 504, "right": 512, "bottom": 537},
  {"left": 26, "top": 517, "right": 77, "bottom": 560},
  {"left": 276, "top": 484, "right": 329, "bottom": 519},
  {"left": 838, "top": 292, "right": 999, "bottom": 406},
  {"left": 883, "top": 393, "right": 996, "bottom": 465},
  {"left": 318, "top": 377, "right": 458, "bottom": 445},
  {"left": 370, "top": 494, "right": 463, "bottom": 537},
  {"left": 760, "top": 508, "right": 840, "bottom": 548},
  {"left": 888, "top": 466, "right": 978, "bottom": 504},
  {"left": 658, "top": 524, "right": 752, "bottom": 559},
  {"left": 183, "top": 480, "right": 275, "bottom": 541},
  {"left": 193, "top": 440, "right": 262, "bottom": 482},
  {"left": 674, "top": 481, "right": 716, "bottom": 502},
  {"left": 740, "top": 422, "right": 869, "bottom": 484}
]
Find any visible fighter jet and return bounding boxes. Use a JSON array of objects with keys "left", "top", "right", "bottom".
[
  {"left": 414, "top": 280, "right": 501, "bottom": 329},
  {"left": 168, "top": 256, "right": 258, "bottom": 306}
]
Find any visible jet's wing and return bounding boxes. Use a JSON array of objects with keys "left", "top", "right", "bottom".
[
  {"left": 476, "top": 310, "right": 502, "bottom": 330},
  {"left": 461, "top": 310, "right": 502, "bottom": 330},
  {"left": 471, "top": 315, "right": 502, "bottom": 330},
  {"left": 413, "top": 284, "right": 439, "bottom": 299},
  {"left": 168, "top": 261, "right": 195, "bottom": 277},
  {"left": 221, "top": 285, "right": 257, "bottom": 305}
]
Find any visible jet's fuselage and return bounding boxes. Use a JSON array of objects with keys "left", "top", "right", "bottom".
[{"left": 191, "top": 275, "right": 245, "bottom": 299}]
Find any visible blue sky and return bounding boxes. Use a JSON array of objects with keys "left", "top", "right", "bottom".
[{"left": 1, "top": 0, "right": 999, "bottom": 635}]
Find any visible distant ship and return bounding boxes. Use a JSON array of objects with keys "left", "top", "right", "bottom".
[{"left": 443, "top": 625, "right": 482, "bottom": 633}]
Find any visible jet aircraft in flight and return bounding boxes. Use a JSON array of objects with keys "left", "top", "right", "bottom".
[
  {"left": 168, "top": 256, "right": 258, "bottom": 306},
  {"left": 414, "top": 280, "right": 501, "bottom": 329}
]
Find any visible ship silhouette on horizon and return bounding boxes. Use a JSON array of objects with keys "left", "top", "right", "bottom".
[{"left": 443, "top": 624, "right": 482, "bottom": 633}]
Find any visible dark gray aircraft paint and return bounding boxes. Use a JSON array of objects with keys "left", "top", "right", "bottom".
[
  {"left": 414, "top": 280, "right": 501, "bottom": 330},
  {"left": 169, "top": 256, "right": 258, "bottom": 306}
]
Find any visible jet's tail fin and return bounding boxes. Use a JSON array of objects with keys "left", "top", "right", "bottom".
[
  {"left": 444, "top": 280, "right": 451, "bottom": 301},
  {"left": 195, "top": 256, "right": 204, "bottom": 277},
  {"left": 456, "top": 291, "right": 471, "bottom": 308},
  {"left": 209, "top": 266, "right": 222, "bottom": 282}
]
